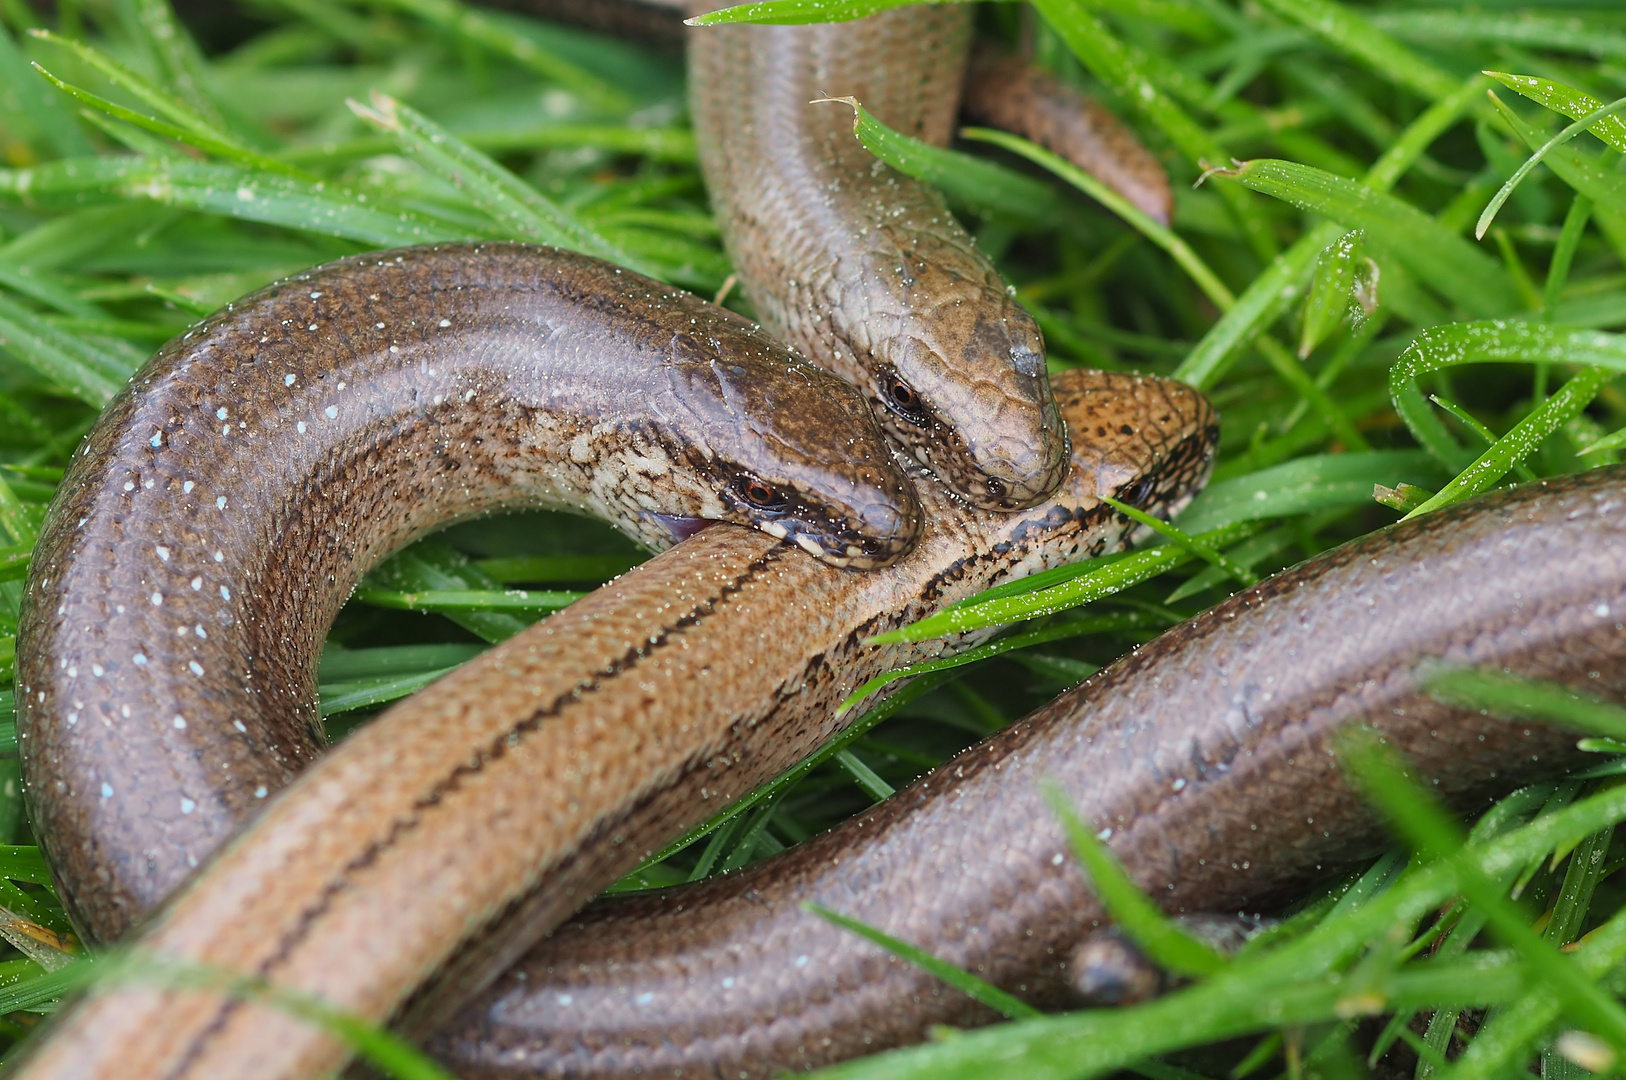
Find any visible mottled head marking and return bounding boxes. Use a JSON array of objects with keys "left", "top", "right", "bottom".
[{"left": 660, "top": 326, "right": 922, "bottom": 569}]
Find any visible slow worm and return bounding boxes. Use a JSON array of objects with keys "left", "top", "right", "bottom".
[
  {"left": 15, "top": 242, "right": 924, "bottom": 946},
  {"left": 10, "top": 369, "right": 1216, "bottom": 1080},
  {"left": 432, "top": 467, "right": 1622, "bottom": 1078}
]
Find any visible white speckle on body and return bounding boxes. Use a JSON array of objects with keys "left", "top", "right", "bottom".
[
  {"left": 217, "top": 496, "right": 228, "bottom": 509},
  {"left": 155, "top": 546, "right": 170, "bottom": 562},
  {"left": 183, "top": 481, "right": 194, "bottom": 493},
  {"left": 217, "top": 407, "right": 228, "bottom": 420},
  {"left": 285, "top": 374, "right": 296, "bottom": 386},
  {"left": 254, "top": 785, "right": 267, "bottom": 798},
  {"left": 297, "top": 421, "right": 307, "bottom": 434},
  {"left": 189, "top": 661, "right": 204, "bottom": 676},
  {"left": 133, "top": 654, "right": 147, "bottom": 666},
  {"left": 180, "top": 798, "right": 196, "bottom": 814},
  {"left": 151, "top": 592, "right": 163, "bottom": 606},
  {"left": 325, "top": 406, "right": 338, "bottom": 419},
  {"left": 439, "top": 319, "right": 451, "bottom": 328},
  {"left": 173, "top": 716, "right": 187, "bottom": 729},
  {"left": 221, "top": 586, "right": 231, "bottom": 601},
  {"left": 100, "top": 783, "right": 113, "bottom": 798}
]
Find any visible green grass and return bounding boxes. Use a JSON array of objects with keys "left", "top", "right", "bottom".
[{"left": 0, "top": 0, "right": 1624, "bottom": 1076}]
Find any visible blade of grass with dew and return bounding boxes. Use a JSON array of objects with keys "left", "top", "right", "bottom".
[
  {"left": 1403, "top": 365, "right": 1609, "bottom": 517},
  {"left": 1220, "top": 158, "right": 1521, "bottom": 317},
  {"left": 1488, "top": 73, "right": 1626, "bottom": 155},
  {"left": 1490, "top": 93, "right": 1626, "bottom": 221},
  {"left": 1174, "top": 72, "right": 1490, "bottom": 388},
  {"left": 31, "top": 64, "right": 306, "bottom": 177},
  {"left": 1043, "top": 782, "right": 1228, "bottom": 977},
  {"left": 1477, "top": 96, "right": 1626, "bottom": 239},
  {"left": 350, "top": 587, "right": 583, "bottom": 616},
  {"left": 870, "top": 521, "right": 1259, "bottom": 645},
  {"left": 1423, "top": 668, "right": 1626, "bottom": 741},
  {"left": 0, "top": 22, "right": 90, "bottom": 159},
  {"left": 1252, "top": 0, "right": 1458, "bottom": 102},
  {"left": 1371, "top": 11, "right": 1626, "bottom": 63},
  {"left": 0, "top": 157, "right": 471, "bottom": 247},
  {"left": 1299, "top": 228, "right": 1362, "bottom": 358},
  {"left": 1100, "top": 494, "right": 1257, "bottom": 587},
  {"left": 1177, "top": 450, "right": 1444, "bottom": 532},
  {"left": 837, "top": 612, "right": 1166, "bottom": 715},
  {"left": 816, "top": 97, "right": 1057, "bottom": 223},
  {"left": 1427, "top": 393, "right": 1538, "bottom": 482},
  {"left": 27, "top": 29, "right": 235, "bottom": 148},
  {"left": 347, "top": 93, "right": 652, "bottom": 273},
  {"left": 1388, "top": 322, "right": 1626, "bottom": 514},
  {"left": 0, "top": 292, "right": 126, "bottom": 404},
  {"left": 806, "top": 902, "right": 1043, "bottom": 1021},
  {"left": 319, "top": 667, "right": 463, "bottom": 718}
]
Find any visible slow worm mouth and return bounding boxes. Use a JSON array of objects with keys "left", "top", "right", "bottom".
[{"left": 651, "top": 513, "right": 715, "bottom": 543}]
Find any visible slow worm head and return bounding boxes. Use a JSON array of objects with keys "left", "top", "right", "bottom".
[{"left": 689, "top": 5, "right": 1071, "bottom": 511}]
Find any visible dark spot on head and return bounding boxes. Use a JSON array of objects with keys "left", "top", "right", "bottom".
[{"left": 1119, "top": 424, "right": 1134, "bottom": 435}]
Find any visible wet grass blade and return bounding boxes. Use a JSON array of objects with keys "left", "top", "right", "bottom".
[
  {"left": 1221, "top": 158, "right": 1521, "bottom": 317},
  {"left": 806, "top": 902, "right": 1043, "bottom": 1021},
  {"left": 348, "top": 93, "right": 653, "bottom": 273},
  {"left": 1045, "top": 783, "right": 1228, "bottom": 978}
]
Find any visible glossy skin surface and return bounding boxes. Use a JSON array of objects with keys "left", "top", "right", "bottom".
[
  {"left": 16, "top": 242, "right": 923, "bottom": 945},
  {"left": 9, "top": 371, "right": 1215, "bottom": 1080},
  {"left": 689, "top": 6, "right": 1072, "bottom": 510},
  {"left": 432, "top": 469, "right": 1625, "bottom": 1079}
]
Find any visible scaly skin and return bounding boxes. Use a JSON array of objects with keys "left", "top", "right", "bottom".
[
  {"left": 9, "top": 370, "right": 1215, "bottom": 1080},
  {"left": 431, "top": 468, "right": 1623, "bottom": 1079},
  {"left": 689, "top": 6, "right": 1073, "bottom": 510},
  {"left": 16, "top": 242, "right": 922, "bottom": 946}
]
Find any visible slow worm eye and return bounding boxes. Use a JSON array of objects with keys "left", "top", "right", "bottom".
[
  {"left": 734, "top": 476, "right": 788, "bottom": 511},
  {"left": 879, "top": 370, "right": 929, "bottom": 425}
]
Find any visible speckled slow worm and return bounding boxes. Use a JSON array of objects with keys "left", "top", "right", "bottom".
[
  {"left": 15, "top": 241, "right": 926, "bottom": 947},
  {"left": 430, "top": 467, "right": 1626, "bottom": 1080},
  {"left": 10, "top": 367, "right": 1216, "bottom": 1080}
]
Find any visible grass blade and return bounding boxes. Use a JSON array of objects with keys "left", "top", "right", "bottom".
[
  {"left": 1044, "top": 783, "right": 1228, "bottom": 978},
  {"left": 1221, "top": 158, "right": 1521, "bottom": 317},
  {"left": 806, "top": 902, "right": 1043, "bottom": 1021},
  {"left": 348, "top": 93, "right": 650, "bottom": 272}
]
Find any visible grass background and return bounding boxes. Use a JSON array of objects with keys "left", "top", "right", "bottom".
[{"left": 0, "top": 0, "right": 1624, "bottom": 1076}]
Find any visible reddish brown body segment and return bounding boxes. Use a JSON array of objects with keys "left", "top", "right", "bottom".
[
  {"left": 431, "top": 469, "right": 1622, "bottom": 1079},
  {"left": 10, "top": 371, "right": 1215, "bottom": 1080}
]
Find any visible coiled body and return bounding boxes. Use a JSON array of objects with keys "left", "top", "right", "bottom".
[
  {"left": 16, "top": 243, "right": 923, "bottom": 945},
  {"left": 9, "top": 370, "right": 1216, "bottom": 1080},
  {"left": 689, "top": 6, "right": 1071, "bottom": 510},
  {"left": 432, "top": 469, "right": 1622, "bottom": 1079}
]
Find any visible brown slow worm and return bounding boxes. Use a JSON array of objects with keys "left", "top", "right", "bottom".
[
  {"left": 10, "top": 368, "right": 1215, "bottom": 1080},
  {"left": 14, "top": 242, "right": 927, "bottom": 948},
  {"left": 431, "top": 467, "right": 1624, "bottom": 1079}
]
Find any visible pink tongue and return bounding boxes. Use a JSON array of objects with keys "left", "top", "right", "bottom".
[{"left": 651, "top": 513, "right": 714, "bottom": 542}]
